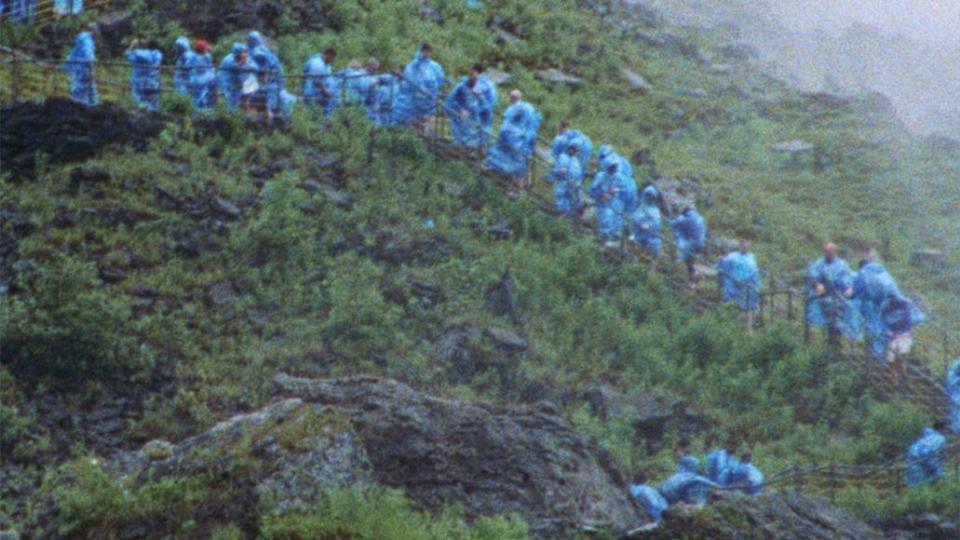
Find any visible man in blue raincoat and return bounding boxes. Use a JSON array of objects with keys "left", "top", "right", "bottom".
[
  {"left": 218, "top": 43, "right": 253, "bottom": 111},
  {"left": 596, "top": 145, "right": 634, "bottom": 182},
  {"left": 393, "top": 43, "right": 446, "bottom": 127},
  {"left": 716, "top": 239, "right": 762, "bottom": 330},
  {"left": 629, "top": 472, "right": 669, "bottom": 522},
  {"left": 173, "top": 36, "right": 195, "bottom": 96},
  {"left": 590, "top": 158, "right": 635, "bottom": 246},
  {"left": 551, "top": 121, "right": 592, "bottom": 171},
  {"left": 188, "top": 40, "right": 216, "bottom": 109},
  {"left": 806, "top": 242, "right": 860, "bottom": 344},
  {"left": 631, "top": 183, "right": 662, "bottom": 259},
  {"left": 369, "top": 70, "right": 399, "bottom": 126},
  {"left": 247, "top": 31, "right": 296, "bottom": 117},
  {"left": 445, "top": 63, "right": 498, "bottom": 149},
  {"left": 906, "top": 423, "right": 947, "bottom": 486},
  {"left": 302, "top": 48, "right": 339, "bottom": 115},
  {"left": 705, "top": 447, "right": 739, "bottom": 487},
  {"left": 63, "top": 25, "right": 98, "bottom": 105},
  {"left": 546, "top": 145, "right": 584, "bottom": 216},
  {"left": 659, "top": 456, "right": 718, "bottom": 506},
  {"left": 485, "top": 89, "right": 542, "bottom": 189},
  {"left": 124, "top": 39, "right": 163, "bottom": 111},
  {"left": 338, "top": 59, "right": 368, "bottom": 107},
  {"left": 670, "top": 206, "right": 707, "bottom": 287},
  {"left": 727, "top": 451, "right": 764, "bottom": 495},
  {"left": 881, "top": 293, "right": 925, "bottom": 368}
]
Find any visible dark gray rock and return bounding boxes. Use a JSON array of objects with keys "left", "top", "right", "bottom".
[
  {"left": 629, "top": 491, "right": 882, "bottom": 540},
  {"left": 213, "top": 196, "right": 242, "bottom": 220},
  {"left": 621, "top": 69, "right": 653, "bottom": 94},
  {"left": 536, "top": 68, "right": 583, "bottom": 87},
  {"left": 485, "top": 326, "right": 528, "bottom": 353}
]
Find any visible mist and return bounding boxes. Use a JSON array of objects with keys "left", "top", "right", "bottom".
[{"left": 644, "top": 0, "right": 960, "bottom": 136}]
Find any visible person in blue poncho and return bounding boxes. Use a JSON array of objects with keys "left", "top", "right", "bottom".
[
  {"left": 54, "top": 0, "right": 81, "bottom": 15},
  {"left": 445, "top": 63, "right": 498, "bottom": 149},
  {"left": 302, "top": 48, "right": 339, "bottom": 115},
  {"left": 906, "top": 423, "right": 947, "bottom": 486},
  {"left": 596, "top": 145, "right": 634, "bottom": 183},
  {"left": 188, "top": 40, "right": 216, "bottom": 109},
  {"left": 125, "top": 39, "right": 163, "bottom": 111},
  {"left": 727, "top": 451, "right": 764, "bottom": 495},
  {"left": 247, "top": 31, "right": 296, "bottom": 117},
  {"left": 670, "top": 206, "right": 707, "bottom": 287},
  {"left": 806, "top": 242, "right": 861, "bottom": 344},
  {"left": 218, "top": 43, "right": 253, "bottom": 111},
  {"left": 629, "top": 472, "right": 669, "bottom": 522},
  {"left": 551, "top": 121, "right": 592, "bottom": 171},
  {"left": 393, "top": 43, "right": 446, "bottom": 127},
  {"left": 369, "top": 71, "right": 399, "bottom": 126},
  {"left": 173, "top": 36, "right": 195, "bottom": 96},
  {"left": 64, "top": 26, "right": 98, "bottom": 105},
  {"left": 590, "top": 159, "right": 635, "bottom": 246},
  {"left": 659, "top": 456, "right": 718, "bottom": 506},
  {"left": 881, "top": 293, "right": 925, "bottom": 369},
  {"left": 716, "top": 240, "right": 762, "bottom": 330},
  {"left": 631, "top": 183, "right": 662, "bottom": 259},
  {"left": 705, "top": 447, "right": 739, "bottom": 487},
  {"left": 338, "top": 59, "right": 368, "bottom": 107},
  {"left": 853, "top": 259, "right": 902, "bottom": 361},
  {"left": 485, "top": 89, "right": 542, "bottom": 190},
  {"left": 546, "top": 145, "right": 584, "bottom": 216},
  {"left": 947, "top": 360, "right": 960, "bottom": 433}
]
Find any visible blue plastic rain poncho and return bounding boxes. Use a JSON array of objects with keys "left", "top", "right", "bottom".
[
  {"left": 631, "top": 185, "right": 662, "bottom": 256},
  {"left": 125, "top": 47, "right": 163, "bottom": 110},
  {"left": 659, "top": 456, "right": 717, "bottom": 505},
  {"left": 906, "top": 427, "right": 947, "bottom": 486},
  {"left": 218, "top": 43, "right": 253, "bottom": 110},
  {"left": 547, "top": 151, "right": 584, "bottom": 215},
  {"left": 485, "top": 101, "right": 542, "bottom": 179},
  {"left": 629, "top": 484, "right": 669, "bottom": 522},
  {"left": 63, "top": 31, "right": 97, "bottom": 105},
  {"left": 669, "top": 209, "right": 706, "bottom": 263},
  {"left": 338, "top": 65, "right": 369, "bottom": 106},
  {"left": 302, "top": 54, "right": 339, "bottom": 115},
  {"left": 247, "top": 32, "right": 296, "bottom": 116},
  {"left": 54, "top": 0, "right": 81, "bottom": 14},
  {"left": 706, "top": 449, "right": 739, "bottom": 486},
  {"left": 368, "top": 74, "right": 399, "bottom": 126},
  {"left": 717, "top": 250, "right": 762, "bottom": 311},
  {"left": 881, "top": 294, "right": 925, "bottom": 354},
  {"left": 393, "top": 50, "right": 445, "bottom": 125},
  {"left": 728, "top": 462, "right": 764, "bottom": 495},
  {"left": 597, "top": 145, "right": 635, "bottom": 182},
  {"left": 173, "top": 37, "right": 195, "bottom": 96},
  {"left": 590, "top": 163, "right": 636, "bottom": 240},
  {"left": 551, "top": 129, "right": 593, "bottom": 171},
  {"left": 445, "top": 76, "right": 498, "bottom": 148},
  {"left": 188, "top": 52, "right": 216, "bottom": 109},
  {"left": 806, "top": 256, "right": 861, "bottom": 339},
  {"left": 948, "top": 359, "right": 960, "bottom": 433},
  {"left": 853, "top": 262, "right": 902, "bottom": 360}
]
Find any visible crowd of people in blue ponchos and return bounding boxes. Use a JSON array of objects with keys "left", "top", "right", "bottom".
[
  {"left": 1, "top": 0, "right": 81, "bottom": 21},
  {"left": 31, "top": 18, "right": 960, "bottom": 513}
]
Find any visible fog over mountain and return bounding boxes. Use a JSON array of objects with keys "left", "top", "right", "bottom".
[{"left": 643, "top": 0, "right": 960, "bottom": 136}]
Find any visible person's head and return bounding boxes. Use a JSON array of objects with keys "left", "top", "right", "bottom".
[
  {"left": 558, "top": 120, "right": 570, "bottom": 134},
  {"left": 632, "top": 471, "right": 647, "bottom": 485},
  {"left": 365, "top": 58, "right": 380, "bottom": 74},
  {"left": 174, "top": 36, "right": 190, "bottom": 54},
  {"left": 145, "top": 39, "right": 160, "bottom": 51},
  {"left": 678, "top": 455, "right": 699, "bottom": 473},
  {"left": 682, "top": 205, "right": 694, "bottom": 216},
  {"left": 739, "top": 239, "right": 751, "bottom": 254},
  {"left": 323, "top": 48, "right": 337, "bottom": 64},
  {"left": 233, "top": 43, "right": 248, "bottom": 63},
  {"left": 509, "top": 89, "right": 522, "bottom": 103},
  {"left": 740, "top": 450, "right": 752, "bottom": 463},
  {"left": 247, "top": 31, "right": 265, "bottom": 50},
  {"left": 420, "top": 43, "right": 433, "bottom": 59},
  {"left": 195, "top": 40, "right": 211, "bottom": 55},
  {"left": 85, "top": 23, "right": 100, "bottom": 37},
  {"left": 468, "top": 63, "right": 483, "bottom": 85},
  {"left": 823, "top": 242, "right": 837, "bottom": 262},
  {"left": 606, "top": 161, "right": 619, "bottom": 174},
  {"left": 567, "top": 145, "right": 579, "bottom": 156},
  {"left": 933, "top": 420, "right": 948, "bottom": 433},
  {"left": 253, "top": 51, "right": 270, "bottom": 72}
]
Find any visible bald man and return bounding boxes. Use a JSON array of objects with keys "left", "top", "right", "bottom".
[{"left": 806, "top": 242, "right": 861, "bottom": 343}]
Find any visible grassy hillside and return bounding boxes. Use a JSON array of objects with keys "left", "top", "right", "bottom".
[{"left": 3, "top": 0, "right": 960, "bottom": 535}]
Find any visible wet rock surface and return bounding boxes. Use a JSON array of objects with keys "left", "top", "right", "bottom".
[
  {"left": 629, "top": 491, "right": 883, "bottom": 540},
  {"left": 82, "top": 376, "right": 647, "bottom": 539},
  {"left": 1, "top": 98, "right": 164, "bottom": 178}
]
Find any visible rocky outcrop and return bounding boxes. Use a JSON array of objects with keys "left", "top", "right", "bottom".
[
  {"left": 629, "top": 491, "right": 883, "bottom": 540},
  {"left": 97, "top": 375, "right": 646, "bottom": 538}
]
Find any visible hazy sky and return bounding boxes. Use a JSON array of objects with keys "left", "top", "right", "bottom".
[{"left": 772, "top": 1, "right": 960, "bottom": 46}]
